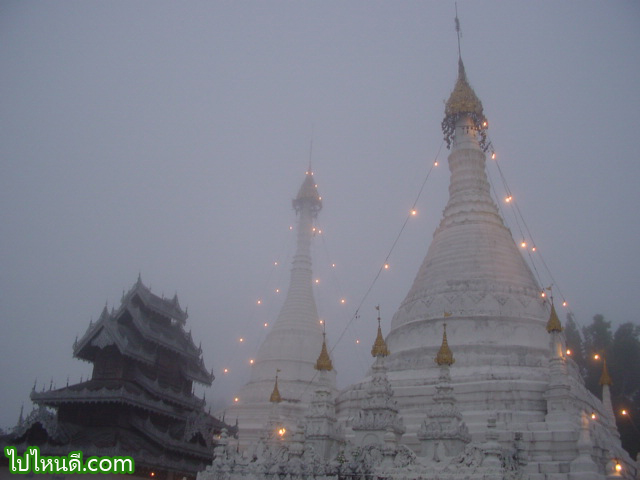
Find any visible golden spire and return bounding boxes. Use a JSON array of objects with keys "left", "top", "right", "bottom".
[
  {"left": 371, "top": 306, "right": 390, "bottom": 358},
  {"left": 435, "top": 323, "right": 455, "bottom": 366},
  {"left": 441, "top": 10, "right": 488, "bottom": 151},
  {"left": 269, "top": 370, "right": 282, "bottom": 403},
  {"left": 546, "top": 300, "right": 563, "bottom": 333},
  {"left": 599, "top": 358, "right": 613, "bottom": 387},
  {"left": 315, "top": 331, "right": 333, "bottom": 371},
  {"left": 444, "top": 58, "right": 484, "bottom": 120}
]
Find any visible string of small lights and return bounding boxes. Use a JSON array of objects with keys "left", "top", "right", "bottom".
[
  {"left": 485, "top": 138, "right": 571, "bottom": 313},
  {"left": 327, "top": 142, "right": 444, "bottom": 358},
  {"left": 215, "top": 133, "right": 586, "bottom": 409}
]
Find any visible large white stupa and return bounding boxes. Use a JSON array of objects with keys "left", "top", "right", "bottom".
[
  {"left": 222, "top": 170, "right": 337, "bottom": 446},
  {"left": 330, "top": 54, "right": 636, "bottom": 478}
]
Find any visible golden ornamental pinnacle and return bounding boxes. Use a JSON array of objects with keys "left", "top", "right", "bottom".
[
  {"left": 546, "top": 301, "right": 563, "bottom": 333},
  {"left": 444, "top": 58, "right": 484, "bottom": 120},
  {"left": 435, "top": 323, "right": 455, "bottom": 366},
  {"left": 371, "top": 306, "right": 390, "bottom": 358},
  {"left": 315, "top": 332, "right": 333, "bottom": 371},
  {"left": 269, "top": 372, "right": 282, "bottom": 403},
  {"left": 599, "top": 358, "right": 613, "bottom": 387}
]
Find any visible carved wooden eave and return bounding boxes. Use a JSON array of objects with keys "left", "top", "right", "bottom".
[
  {"left": 132, "top": 367, "right": 205, "bottom": 409},
  {"left": 30, "top": 382, "right": 188, "bottom": 421}
]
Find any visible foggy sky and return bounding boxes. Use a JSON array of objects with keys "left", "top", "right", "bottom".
[{"left": 1, "top": 1, "right": 639, "bottom": 428}]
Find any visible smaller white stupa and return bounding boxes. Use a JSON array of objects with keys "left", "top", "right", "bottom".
[{"left": 222, "top": 169, "right": 337, "bottom": 446}]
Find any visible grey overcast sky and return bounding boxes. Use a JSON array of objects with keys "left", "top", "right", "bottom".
[{"left": 1, "top": 1, "right": 639, "bottom": 428}]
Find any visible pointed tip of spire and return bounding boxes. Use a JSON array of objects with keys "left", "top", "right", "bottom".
[
  {"left": 444, "top": 58, "right": 484, "bottom": 121},
  {"left": 546, "top": 301, "right": 563, "bottom": 333},
  {"left": 371, "top": 307, "right": 390, "bottom": 358},
  {"left": 269, "top": 373, "right": 282, "bottom": 403},
  {"left": 315, "top": 331, "right": 334, "bottom": 371},
  {"left": 442, "top": 11, "right": 488, "bottom": 151},
  {"left": 435, "top": 323, "right": 455, "bottom": 366},
  {"left": 599, "top": 358, "right": 613, "bottom": 386}
]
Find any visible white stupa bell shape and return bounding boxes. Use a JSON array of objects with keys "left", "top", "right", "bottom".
[
  {"left": 383, "top": 57, "right": 551, "bottom": 432},
  {"left": 337, "top": 57, "right": 551, "bottom": 443},
  {"left": 226, "top": 169, "right": 336, "bottom": 446}
]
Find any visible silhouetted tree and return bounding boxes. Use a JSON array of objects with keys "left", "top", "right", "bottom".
[
  {"left": 582, "top": 314, "right": 613, "bottom": 396},
  {"left": 565, "top": 313, "right": 586, "bottom": 376},
  {"left": 569, "top": 315, "right": 640, "bottom": 459},
  {"left": 610, "top": 322, "right": 640, "bottom": 458}
]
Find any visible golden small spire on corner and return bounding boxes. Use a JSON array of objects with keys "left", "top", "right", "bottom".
[
  {"left": 270, "top": 370, "right": 282, "bottom": 403},
  {"left": 315, "top": 328, "right": 333, "bottom": 371},
  {"left": 435, "top": 323, "right": 455, "bottom": 366},
  {"left": 599, "top": 358, "right": 613, "bottom": 387},
  {"left": 371, "top": 306, "right": 390, "bottom": 358},
  {"left": 546, "top": 300, "right": 563, "bottom": 333}
]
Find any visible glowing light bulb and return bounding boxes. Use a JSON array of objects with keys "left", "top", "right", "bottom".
[
  {"left": 331, "top": 263, "right": 336, "bottom": 268},
  {"left": 317, "top": 229, "right": 322, "bottom": 234},
  {"left": 264, "top": 322, "right": 268, "bottom": 327},
  {"left": 312, "top": 227, "right": 316, "bottom": 232},
  {"left": 541, "top": 291, "right": 546, "bottom": 298},
  {"left": 520, "top": 241, "right": 527, "bottom": 248},
  {"left": 234, "top": 397, "right": 239, "bottom": 403},
  {"left": 434, "top": 161, "right": 439, "bottom": 166},
  {"left": 289, "top": 226, "right": 293, "bottom": 230},
  {"left": 384, "top": 263, "right": 389, "bottom": 270},
  {"left": 562, "top": 301, "right": 567, "bottom": 307},
  {"left": 278, "top": 427, "right": 286, "bottom": 437},
  {"left": 315, "top": 279, "right": 320, "bottom": 284},
  {"left": 483, "top": 121, "right": 488, "bottom": 127},
  {"left": 491, "top": 152, "right": 496, "bottom": 160},
  {"left": 150, "top": 472, "right": 155, "bottom": 477},
  {"left": 531, "top": 246, "right": 537, "bottom": 252},
  {"left": 257, "top": 300, "right": 262, "bottom": 305},
  {"left": 223, "top": 368, "right": 229, "bottom": 374},
  {"left": 615, "top": 462, "right": 622, "bottom": 473},
  {"left": 566, "top": 349, "right": 572, "bottom": 356},
  {"left": 340, "top": 299, "right": 346, "bottom": 304},
  {"left": 356, "top": 339, "right": 360, "bottom": 344},
  {"left": 249, "top": 359, "right": 254, "bottom": 365},
  {"left": 275, "top": 288, "right": 280, "bottom": 293},
  {"left": 411, "top": 209, "right": 417, "bottom": 216},
  {"left": 239, "top": 337, "right": 244, "bottom": 343},
  {"left": 274, "top": 261, "right": 278, "bottom": 266},
  {"left": 319, "top": 319, "right": 324, "bottom": 325},
  {"left": 594, "top": 354, "right": 600, "bottom": 360},
  {"left": 621, "top": 410, "right": 628, "bottom": 416},
  {"left": 505, "top": 196, "right": 512, "bottom": 203},
  {"left": 591, "top": 412, "right": 597, "bottom": 420}
]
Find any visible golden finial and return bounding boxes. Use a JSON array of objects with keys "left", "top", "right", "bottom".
[
  {"left": 371, "top": 306, "right": 390, "bottom": 358},
  {"left": 315, "top": 330, "right": 333, "bottom": 371},
  {"left": 444, "top": 58, "right": 484, "bottom": 120},
  {"left": 599, "top": 358, "right": 613, "bottom": 387},
  {"left": 546, "top": 300, "right": 563, "bottom": 333},
  {"left": 435, "top": 323, "right": 455, "bottom": 366},
  {"left": 269, "top": 370, "right": 282, "bottom": 403},
  {"left": 441, "top": 7, "right": 488, "bottom": 152}
]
